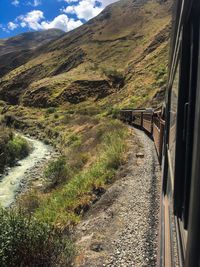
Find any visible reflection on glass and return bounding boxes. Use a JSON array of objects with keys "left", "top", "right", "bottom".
[{"left": 169, "top": 63, "right": 180, "bottom": 174}]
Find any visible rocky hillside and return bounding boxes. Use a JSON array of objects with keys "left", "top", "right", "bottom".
[
  {"left": 0, "top": 0, "right": 172, "bottom": 108},
  {"left": 0, "top": 29, "right": 64, "bottom": 78}
]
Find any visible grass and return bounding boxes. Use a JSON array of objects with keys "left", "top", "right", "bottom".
[{"left": 19, "top": 120, "right": 128, "bottom": 226}]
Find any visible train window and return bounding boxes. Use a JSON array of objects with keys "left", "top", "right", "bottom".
[{"left": 168, "top": 63, "right": 180, "bottom": 186}]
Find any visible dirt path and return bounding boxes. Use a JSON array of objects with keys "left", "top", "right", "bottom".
[{"left": 73, "top": 128, "right": 161, "bottom": 267}]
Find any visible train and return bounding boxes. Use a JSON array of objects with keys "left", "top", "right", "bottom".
[
  {"left": 120, "top": 107, "right": 165, "bottom": 164},
  {"left": 120, "top": 0, "right": 200, "bottom": 266}
]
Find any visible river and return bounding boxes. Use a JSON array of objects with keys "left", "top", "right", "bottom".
[{"left": 0, "top": 134, "right": 52, "bottom": 208}]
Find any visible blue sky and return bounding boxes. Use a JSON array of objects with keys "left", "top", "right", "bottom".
[{"left": 0, "top": 0, "right": 118, "bottom": 39}]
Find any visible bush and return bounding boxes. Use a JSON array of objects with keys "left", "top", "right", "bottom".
[
  {"left": 67, "top": 134, "right": 81, "bottom": 148},
  {"left": 0, "top": 208, "right": 75, "bottom": 267},
  {"left": 0, "top": 127, "right": 13, "bottom": 172},
  {"left": 61, "top": 114, "right": 72, "bottom": 125},
  {"left": 44, "top": 157, "right": 71, "bottom": 187},
  {"left": 102, "top": 67, "right": 124, "bottom": 80},
  {"left": 46, "top": 107, "right": 56, "bottom": 115},
  {"left": 7, "top": 135, "right": 30, "bottom": 165},
  {"left": 54, "top": 113, "right": 59, "bottom": 119}
]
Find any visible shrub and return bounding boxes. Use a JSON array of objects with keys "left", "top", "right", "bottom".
[
  {"left": 7, "top": 135, "right": 30, "bottom": 165},
  {"left": 67, "top": 134, "right": 81, "bottom": 148},
  {"left": 44, "top": 157, "right": 71, "bottom": 187},
  {"left": 0, "top": 127, "right": 13, "bottom": 172},
  {"left": 61, "top": 114, "right": 72, "bottom": 124},
  {"left": 46, "top": 107, "right": 56, "bottom": 115},
  {"left": 54, "top": 113, "right": 59, "bottom": 119},
  {"left": 0, "top": 208, "right": 75, "bottom": 267},
  {"left": 102, "top": 68, "right": 124, "bottom": 80}
]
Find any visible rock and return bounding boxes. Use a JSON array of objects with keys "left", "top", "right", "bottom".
[
  {"left": 90, "top": 242, "right": 104, "bottom": 252},
  {"left": 136, "top": 152, "right": 144, "bottom": 158}
]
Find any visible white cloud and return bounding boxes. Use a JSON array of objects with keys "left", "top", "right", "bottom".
[
  {"left": 63, "top": 0, "right": 119, "bottom": 21},
  {"left": 41, "top": 14, "right": 82, "bottom": 32},
  {"left": 14, "top": 10, "right": 82, "bottom": 32},
  {"left": 7, "top": 22, "right": 18, "bottom": 30},
  {"left": 63, "top": 0, "right": 103, "bottom": 20},
  {"left": 17, "top": 10, "right": 44, "bottom": 30},
  {"left": 0, "top": 24, "right": 9, "bottom": 32},
  {"left": 61, "top": 5, "right": 76, "bottom": 14},
  {"left": 20, "top": 22, "right": 27, "bottom": 27},
  {"left": 4, "top": 0, "right": 118, "bottom": 34},
  {"left": 64, "top": 0, "right": 79, "bottom": 3},
  {"left": 33, "top": 0, "right": 41, "bottom": 6},
  {"left": 11, "top": 0, "right": 20, "bottom": 6},
  {"left": 27, "top": 0, "right": 42, "bottom": 7}
]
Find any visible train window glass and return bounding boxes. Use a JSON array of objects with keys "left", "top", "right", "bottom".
[{"left": 168, "top": 64, "right": 180, "bottom": 175}]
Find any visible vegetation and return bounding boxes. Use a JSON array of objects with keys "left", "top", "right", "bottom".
[
  {"left": 46, "top": 107, "right": 56, "bottom": 115},
  {"left": 34, "top": 122, "right": 128, "bottom": 225},
  {"left": 0, "top": 127, "right": 30, "bottom": 172},
  {"left": 0, "top": 208, "right": 74, "bottom": 267},
  {"left": 7, "top": 135, "right": 31, "bottom": 165},
  {"left": 0, "top": 126, "right": 12, "bottom": 172},
  {"left": 44, "top": 157, "right": 72, "bottom": 188}
]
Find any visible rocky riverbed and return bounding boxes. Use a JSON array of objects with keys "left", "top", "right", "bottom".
[{"left": 0, "top": 134, "right": 60, "bottom": 207}]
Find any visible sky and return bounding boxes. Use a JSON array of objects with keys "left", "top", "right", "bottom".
[{"left": 0, "top": 0, "right": 118, "bottom": 39}]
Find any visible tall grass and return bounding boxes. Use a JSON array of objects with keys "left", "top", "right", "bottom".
[{"left": 35, "top": 124, "right": 128, "bottom": 225}]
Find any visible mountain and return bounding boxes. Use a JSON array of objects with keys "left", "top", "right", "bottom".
[
  {"left": 0, "top": 29, "right": 64, "bottom": 78},
  {"left": 0, "top": 0, "right": 172, "bottom": 108}
]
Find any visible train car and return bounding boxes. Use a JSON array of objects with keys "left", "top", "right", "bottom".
[
  {"left": 142, "top": 109, "right": 154, "bottom": 134},
  {"left": 152, "top": 109, "right": 165, "bottom": 164},
  {"left": 161, "top": 0, "right": 200, "bottom": 266}
]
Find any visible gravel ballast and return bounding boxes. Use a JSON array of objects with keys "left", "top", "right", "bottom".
[{"left": 73, "top": 128, "right": 161, "bottom": 267}]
